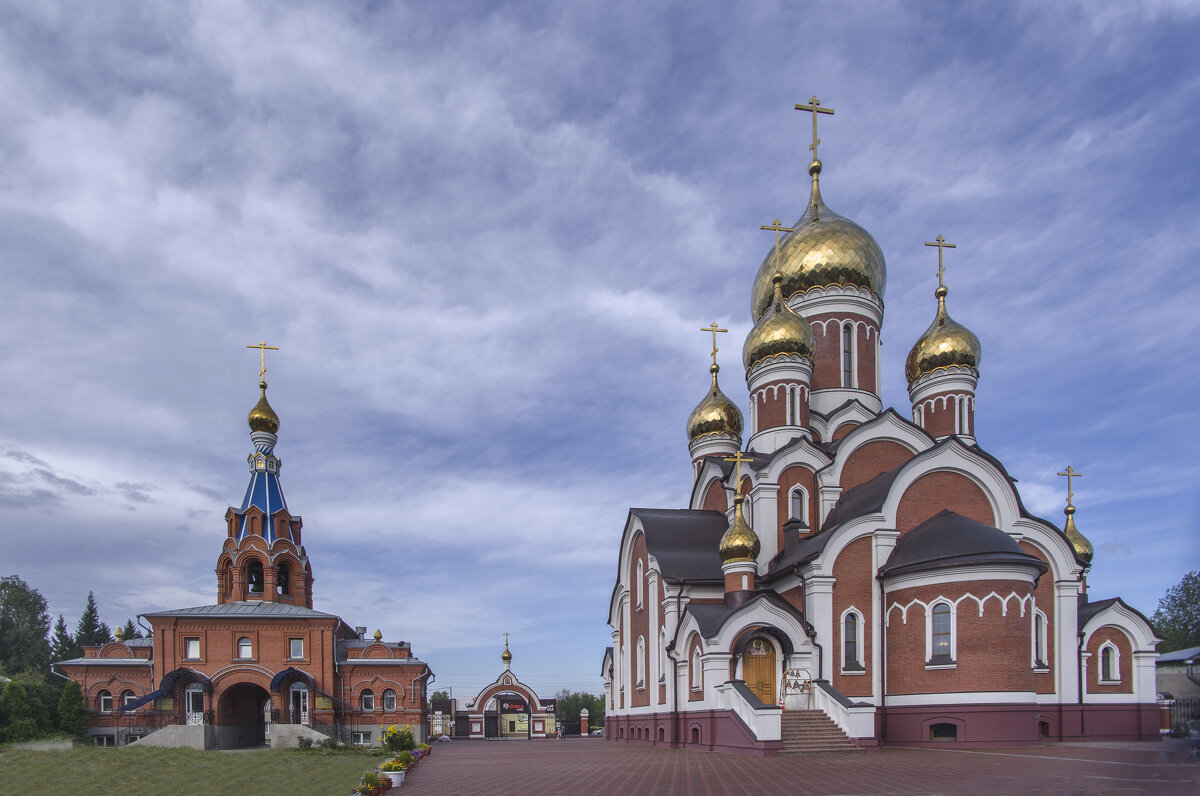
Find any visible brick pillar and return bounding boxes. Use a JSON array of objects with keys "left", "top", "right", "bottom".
[{"left": 580, "top": 708, "right": 589, "bottom": 737}]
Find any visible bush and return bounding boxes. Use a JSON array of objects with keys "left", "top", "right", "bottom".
[
  {"left": 297, "top": 737, "right": 313, "bottom": 750},
  {"left": 2, "top": 717, "right": 39, "bottom": 742},
  {"left": 319, "top": 736, "right": 340, "bottom": 750},
  {"left": 381, "top": 724, "right": 414, "bottom": 753},
  {"left": 57, "top": 680, "right": 88, "bottom": 738}
]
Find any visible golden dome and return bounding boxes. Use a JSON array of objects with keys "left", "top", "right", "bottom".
[
  {"left": 501, "top": 641, "right": 512, "bottom": 663},
  {"left": 743, "top": 273, "right": 815, "bottom": 371},
  {"left": 248, "top": 381, "right": 280, "bottom": 434},
  {"left": 904, "top": 287, "right": 982, "bottom": 385},
  {"left": 686, "top": 365, "right": 744, "bottom": 444},
  {"left": 1063, "top": 504, "right": 1094, "bottom": 563},
  {"left": 719, "top": 495, "right": 760, "bottom": 563},
  {"left": 751, "top": 162, "right": 886, "bottom": 321}
]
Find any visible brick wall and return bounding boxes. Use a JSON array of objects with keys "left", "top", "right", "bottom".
[
  {"left": 700, "top": 478, "right": 728, "bottom": 513},
  {"left": 840, "top": 439, "right": 915, "bottom": 493},
  {"left": 1086, "top": 626, "right": 1134, "bottom": 695},
  {"left": 885, "top": 580, "right": 1034, "bottom": 695},
  {"left": 775, "top": 464, "right": 817, "bottom": 551},
  {"left": 833, "top": 536, "right": 873, "bottom": 696},
  {"left": 896, "top": 471, "right": 994, "bottom": 533},
  {"left": 1020, "top": 541, "right": 1057, "bottom": 694},
  {"left": 629, "top": 533, "right": 651, "bottom": 708}
]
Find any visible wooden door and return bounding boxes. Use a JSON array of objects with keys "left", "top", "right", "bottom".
[{"left": 743, "top": 638, "right": 776, "bottom": 705}]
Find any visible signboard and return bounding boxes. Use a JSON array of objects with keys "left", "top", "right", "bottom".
[
  {"left": 314, "top": 696, "right": 332, "bottom": 710},
  {"left": 499, "top": 699, "right": 528, "bottom": 712}
]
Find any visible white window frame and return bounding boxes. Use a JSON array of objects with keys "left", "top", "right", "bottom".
[
  {"left": 789, "top": 485, "right": 808, "bottom": 523},
  {"left": 361, "top": 689, "right": 374, "bottom": 711},
  {"left": 351, "top": 731, "right": 371, "bottom": 746},
  {"left": 1098, "top": 641, "right": 1121, "bottom": 684},
  {"left": 841, "top": 322, "right": 856, "bottom": 388},
  {"left": 289, "top": 637, "right": 304, "bottom": 660},
  {"left": 925, "top": 600, "right": 957, "bottom": 668},
  {"left": 98, "top": 690, "right": 113, "bottom": 713},
  {"left": 383, "top": 689, "right": 396, "bottom": 711},
  {"left": 184, "top": 637, "right": 200, "bottom": 660},
  {"left": 690, "top": 646, "right": 702, "bottom": 691},
  {"left": 635, "top": 560, "right": 644, "bottom": 611},
  {"left": 121, "top": 690, "right": 136, "bottom": 706},
  {"left": 840, "top": 607, "right": 865, "bottom": 673},
  {"left": 185, "top": 683, "right": 205, "bottom": 725},
  {"left": 237, "top": 637, "right": 253, "bottom": 660},
  {"left": 1032, "top": 610, "right": 1049, "bottom": 670},
  {"left": 636, "top": 636, "right": 646, "bottom": 690}
]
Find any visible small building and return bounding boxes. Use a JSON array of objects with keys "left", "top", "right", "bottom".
[
  {"left": 452, "top": 641, "right": 557, "bottom": 740},
  {"left": 1156, "top": 645, "right": 1200, "bottom": 701},
  {"left": 55, "top": 375, "right": 433, "bottom": 749}
]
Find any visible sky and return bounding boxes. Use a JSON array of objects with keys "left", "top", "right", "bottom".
[{"left": 1, "top": 1, "right": 1197, "bottom": 701}]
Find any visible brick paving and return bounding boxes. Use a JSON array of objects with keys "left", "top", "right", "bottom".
[{"left": 399, "top": 737, "right": 1199, "bottom": 795}]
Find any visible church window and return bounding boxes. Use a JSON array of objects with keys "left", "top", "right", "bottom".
[
  {"left": 636, "top": 637, "right": 646, "bottom": 689},
  {"left": 289, "top": 638, "right": 304, "bottom": 659},
  {"left": 98, "top": 690, "right": 113, "bottom": 713},
  {"left": 929, "top": 602, "right": 954, "bottom": 665},
  {"left": 361, "top": 689, "right": 375, "bottom": 711},
  {"left": 277, "top": 563, "right": 291, "bottom": 595},
  {"left": 786, "top": 386, "right": 795, "bottom": 425},
  {"left": 383, "top": 689, "right": 396, "bottom": 711},
  {"left": 1099, "top": 641, "right": 1120, "bottom": 683},
  {"left": 841, "top": 323, "right": 855, "bottom": 388},
  {"left": 247, "top": 560, "right": 264, "bottom": 593},
  {"left": 184, "top": 637, "right": 200, "bottom": 660},
  {"left": 1033, "top": 612, "right": 1048, "bottom": 669},
  {"left": 690, "top": 647, "right": 702, "bottom": 691},
  {"left": 789, "top": 486, "right": 808, "bottom": 523},
  {"left": 121, "top": 690, "right": 136, "bottom": 706},
  {"left": 842, "top": 609, "right": 863, "bottom": 671},
  {"left": 635, "top": 560, "right": 644, "bottom": 611},
  {"left": 237, "top": 637, "right": 253, "bottom": 659}
]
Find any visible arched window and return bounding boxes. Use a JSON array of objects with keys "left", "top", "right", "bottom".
[
  {"left": 842, "top": 610, "right": 862, "bottom": 670},
  {"left": 98, "top": 690, "right": 113, "bottom": 713},
  {"left": 237, "top": 637, "right": 253, "bottom": 659},
  {"left": 930, "top": 602, "right": 954, "bottom": 663},
  {"left": 276, "top": 563, "right": 291, "bottom": 595},
  {"left": 636, "top": 637, "right": 646, "bottom": 689},
  {"left": 1099, "top": 642, "right": 1121, "bottom": 683},
  {"left": 247, "top": 560, "right": 264, "bottom": 593},
  {"left": 1033, "top": 612, "right": 1047, "bottom": 668},
  {"left": 789, "top": 486, "right": 808, "bottom": 523},
  {"left": 635, "top": 560, "right": 644, "bottom": 610},
  {"left": 361, "top": 689, "right": 375, "bottom": 711},
  {"left": 121, "top": 689, "right": 136, "bottom": 706},
  {"left": 841, "top": 322, "right": 855, "bottom": 388},
  {"left": 383, "top": 689, "right": 397, "bottom": 711},
  {"left": 690, "top": 646, "right": 702, "bottom": 691}
]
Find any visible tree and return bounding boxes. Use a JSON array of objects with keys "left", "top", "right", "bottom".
[
  {"left": 1151, "top": 570, "right": 1200, "bottom": 653},
  {"left": 0, "top": 575, "right": 52, "bottom": 675},
  {"left": 74, "top": 591, "right": 112, "bottom": 648},
  {"left": 57, "top": 680, "right": 89, "bottom": 737},
  {"left": 0, "top": 680, "right": 40, "bottom": 741},
  {"left": 50, "top": 614, "right": 82, "bottom": 662},
  {"left": 553, "top": 689, "right": 605, "bottom": 726},
  {"left": 118, "top": 618, "right": 144, "bottom": 640}
]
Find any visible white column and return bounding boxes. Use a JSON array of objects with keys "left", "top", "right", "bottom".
[
  {"left": 750, "top": 482, "right": 781, "bottom": 564},
  {"left": 1055, "top": 578, "right": 1083, "bottom": 702},
  {"left": 805, "top": 575, "right": 836, "bottom": 681}
]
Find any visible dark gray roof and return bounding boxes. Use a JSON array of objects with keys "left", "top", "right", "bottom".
[
  {"left": 1158, "top": 645, "right": 1200, "bottom": 664},
  {"left": 685, "top": 592, "right": 805, "bottom": 638},
  {"left": 1077, "top": 596, "right": 1154, "bottom": 634},
  {"left": 821, "top": 467, "right": 904, "bottom": 529},
  {"left": 142, "top": 601, "right": 342, "bottom": 620},
  {"left": 125, "top": 637, "right": 153, "bottom": 647},
  {"left": 880, "top": 510, "right": 1048, "bottom": 578},
  {"left": 630, "top": 508, "right": 726, "bottom": 581}
]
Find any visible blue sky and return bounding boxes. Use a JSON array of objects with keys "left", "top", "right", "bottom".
[{"left": 1, "top": 1, "right": 1197, "bottom": 701}]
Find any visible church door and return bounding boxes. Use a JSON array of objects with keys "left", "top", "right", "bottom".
[{"left": 743, "top": 637, "right": 776, "bottom": 705}]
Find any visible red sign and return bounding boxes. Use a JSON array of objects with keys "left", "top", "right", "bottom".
[{"left": 500, "top": 700, "right": 528, "bottom": 712}]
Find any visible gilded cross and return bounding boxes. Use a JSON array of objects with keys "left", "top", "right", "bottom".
[
  {"left": 701, "top": 322, "right": 728, "bottom": 368},
  {"left": 924, "top": 235, "right": 956, "bottom": 289},
  {"left": 246, "top": 341, "right": 279, "bottom": 381},
  {"left": 503, "top": 632, "right": 510, "bottom": 644},
  {"left": 794, "top": 95, "right": 835, "bottom": 162},
  {"left": 760, "top": 218, "right": 794, "bottom": 262},
  {"left": 1057, "top": 466, "right": 1082, "bottom": 506},
  {"left": 723, "top": 451, "right": 755, "bottom": 489}
]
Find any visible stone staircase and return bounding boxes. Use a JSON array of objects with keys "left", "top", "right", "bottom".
[{"left": 779, "top": 710, "right": 863, "bottom": 753}]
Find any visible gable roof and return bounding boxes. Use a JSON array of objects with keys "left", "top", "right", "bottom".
[
  {"left": 141, "top": 601, "right": 341, "bottom": 620},
  {"left": 630, "top": 508, "right": 726, "bottom": 581}
]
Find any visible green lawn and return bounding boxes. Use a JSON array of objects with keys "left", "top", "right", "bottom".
[{"left": 0, "top": 745, "right": 389, "bottom": 796}]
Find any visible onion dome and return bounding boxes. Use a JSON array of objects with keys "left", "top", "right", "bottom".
[
  {"left": 1063, "top": 504, "right": 1094, "bottom": 564},
  {"left": 248, "top": 381, "right": 280, "bottom": 434},
  {"left": 904, "top": 286, "right": 982, "bottom": 385},
  {"left": 750, "top": 160, "right": 887, "bottom": 321},
  {"left": 373, "top": 629, "right": 382, "bottom": 642},
  {"left": 501, "top": 640, "right": 512, "bottom": 663},
  {"left": 719, "top": 494, "right": 760, "bottom": 564},
  {"left": 743, "top": 272, "right": 816, "bottom": 371},
  {"left": 686, "top": 364, "right": 744, "bottom": 443}
]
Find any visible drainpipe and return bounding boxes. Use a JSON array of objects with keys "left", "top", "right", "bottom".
[
  {"left": 1187, "top": 656, "right": 1200, "bottom": 690},
  {"left": 1077, "top": 630, "right": 1086, "bottom": 737},
  {"left": 877, "top": 574, "right": 886, "bottom": 744},
  {"left": 48, "top": 663, "right": 71, "bottom": 682},
  {"left": 672, "top": 579, "right": 689, "bottom": 747}
]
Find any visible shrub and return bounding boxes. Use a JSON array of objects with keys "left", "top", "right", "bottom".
[
  {"left": 381, "top": 724, "right": 414, "bottom": 753},
  {"left": 57, "top": 681, "right": 89, "bottom": 738},
  {"left": 319, "top": 736, "right": 340, "bottom": 750},
  {"left": 297, "top": 737, "right": 313, "bottom": 750}
]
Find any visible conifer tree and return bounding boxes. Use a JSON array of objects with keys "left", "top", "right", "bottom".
[
  {"left": 74, "top": 592, "right": 112, "bottom": 648},
  {"left": 57, "top": 680, "right": 89, "bottom": 737},
  {"left": 118, "top": 618, "right": 144, "bottom": 640},
  {"left": 50, "top": 614, "right": 82, "bottom": 662}
]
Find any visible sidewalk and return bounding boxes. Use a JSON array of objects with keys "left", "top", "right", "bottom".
[{"left": 399, "top": 736, "right": 1198, "bottom": 795}]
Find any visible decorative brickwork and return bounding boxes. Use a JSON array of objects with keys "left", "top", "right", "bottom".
[{"left": 1086, "top": 626, "right": 1134, "bottom": 695}]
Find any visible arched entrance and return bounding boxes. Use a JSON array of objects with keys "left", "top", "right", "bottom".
[
  {"left": 484, "top": 693, "right": 531, "bottom": 740},
  {"left": 215, "top": 683, "right": 271, "bottom": 749},
  {"left": 742, "top": 636, "right": 777, "bottom": 705}
]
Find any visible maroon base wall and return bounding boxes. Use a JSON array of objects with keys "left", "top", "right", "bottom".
[
  {"left": 605, "top": 709, "right": 781, "bottom": 757},
  {"left": 884, "top": 702, "right": 1162, "bottom": 747}
]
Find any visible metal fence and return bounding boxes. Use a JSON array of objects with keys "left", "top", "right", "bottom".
[{"left": 1169, "top": 698, "right": 1200, "bottom": 734}]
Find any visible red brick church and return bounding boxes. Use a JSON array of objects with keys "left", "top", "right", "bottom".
[
  {"left": 602, "top": 99, "right": 1160, "bottom": 753},
  {"left": 56, "top": 367, "right": 432, "bottom": 748}
]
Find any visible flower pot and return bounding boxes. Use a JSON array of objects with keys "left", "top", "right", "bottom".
[{"left": 382, "top": 770, "right": 406, "bottom": 786}]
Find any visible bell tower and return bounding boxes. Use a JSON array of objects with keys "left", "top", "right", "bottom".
[{"left": 215, "top": 343, "right": 313, "bottom": 607}]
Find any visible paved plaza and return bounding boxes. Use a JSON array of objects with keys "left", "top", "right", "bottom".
[{"left": 400, "top": 737, "right": 1199, "bottom": 795}]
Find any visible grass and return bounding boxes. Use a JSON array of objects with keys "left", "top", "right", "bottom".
[{"left": 0, "top": 745, "right": 389, "bottom": 796}]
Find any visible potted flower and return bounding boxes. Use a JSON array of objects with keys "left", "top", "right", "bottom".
[{"left": 380, "top": 755, "right": 410, "bottom": 786}]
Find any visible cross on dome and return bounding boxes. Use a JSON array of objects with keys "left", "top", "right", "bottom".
[
  {"left": 723, "top": 451, "right": 754, "bottom": 487},
  {"left": 1057, "top": 465, "right": 1083, "bottom": 507},
  {"left": 246, "top": 340, "right": 279, "bottom": 381},
  {"left": 701, "top": 322, "right": 728, "bottom": 369},
  {"left": 924, "top": 235, "right": 957, "bottom": 289},
  {"left": 760, "top": 218, "right": 794, "bottom": 263},
  {"left": 794, "top": 95, "right": 835, "bottom": 162}
]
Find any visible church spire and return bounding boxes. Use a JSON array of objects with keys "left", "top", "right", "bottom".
[{"left": 1058, "top": 466, "right": 1094, "bottom": 564}]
